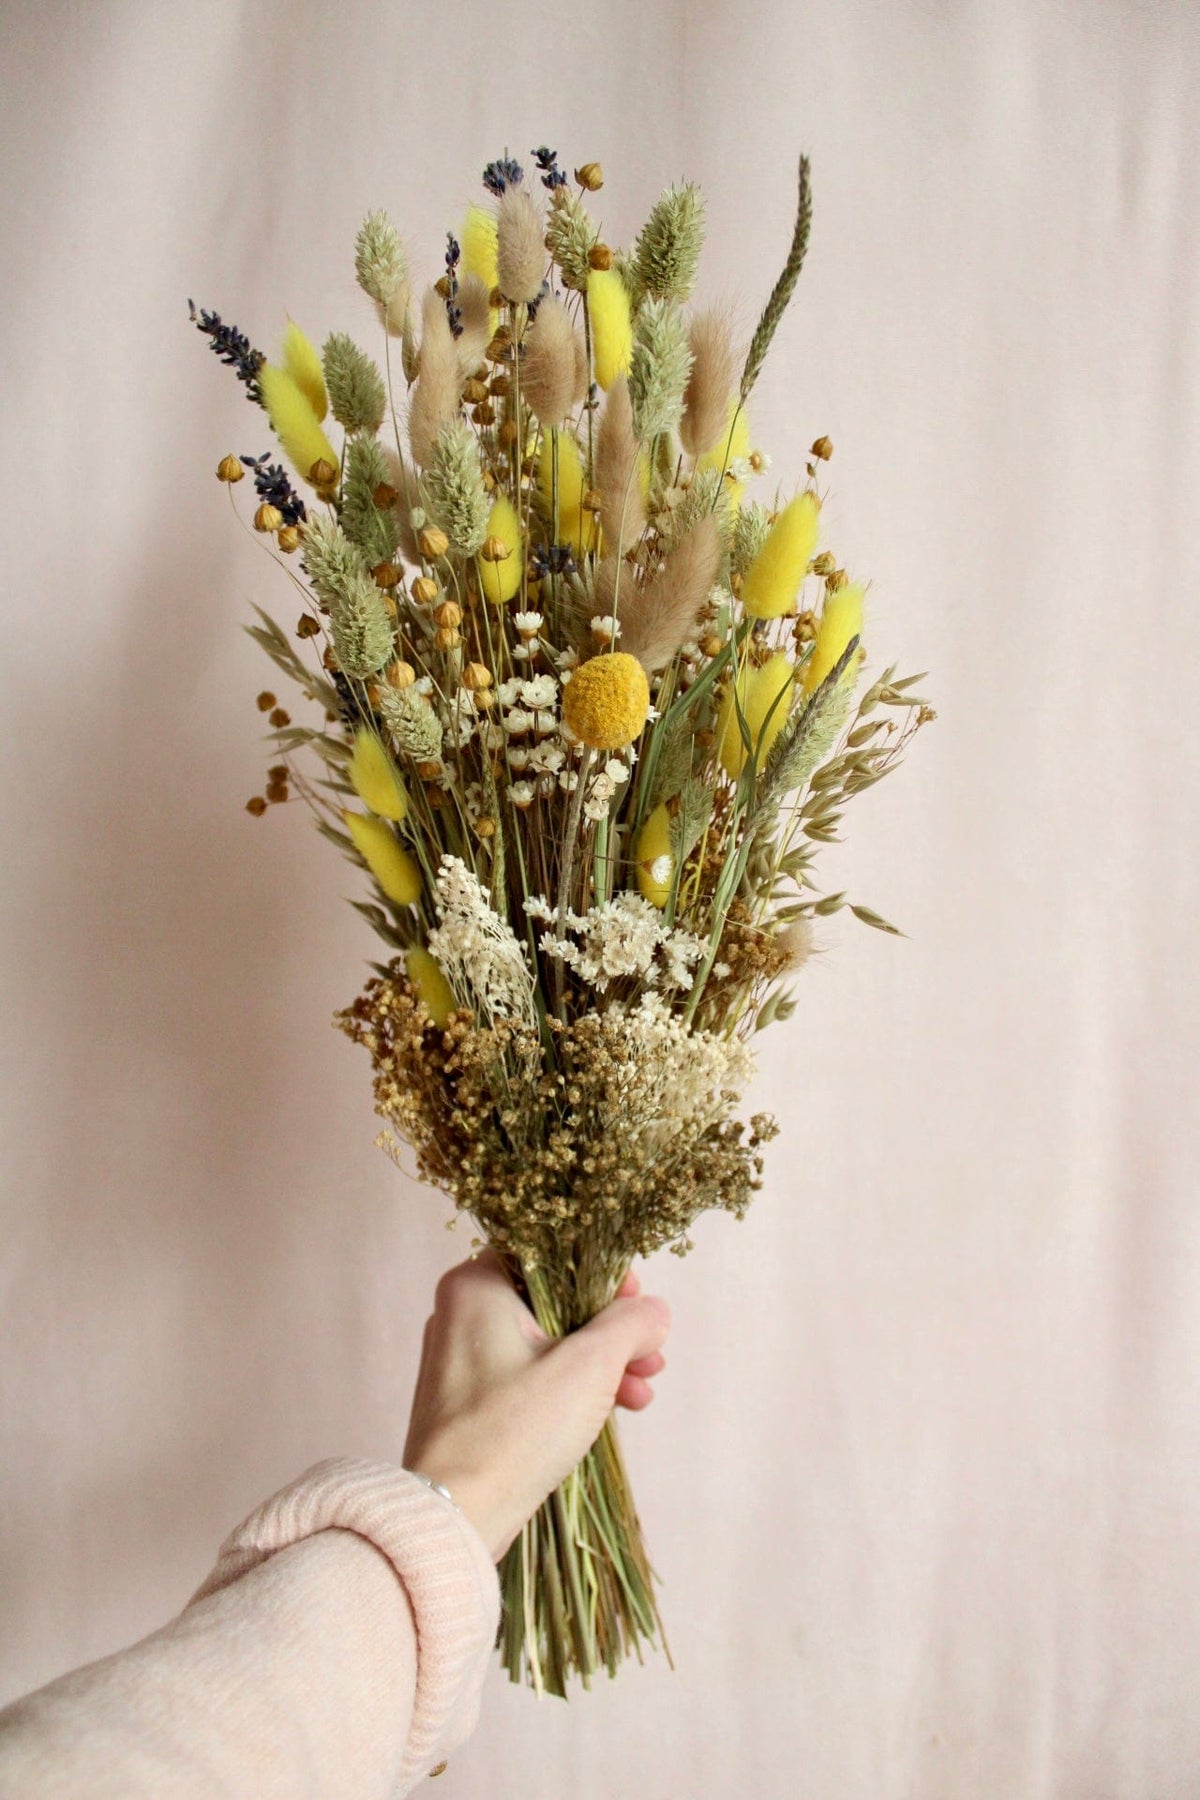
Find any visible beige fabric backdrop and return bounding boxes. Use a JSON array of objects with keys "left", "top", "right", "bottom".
[{"left": 2, "top": 1, "right": 1198, "bottom": 1794}]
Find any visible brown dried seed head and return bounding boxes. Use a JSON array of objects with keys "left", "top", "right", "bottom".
[
  {"left": 588, "top": 242, "right": 613, "bottom": 271},
  {"left": 575, "top": 162, "right": 603, "bottom": 190},
  {"left": 372, "top": 482, "right": 398, "bottom": 508},
  {"left": 256, "top": 691, "right": 277, "bottom": 711},
  {"left": 809, "top": 551, "right": 837, "bottom": 576},
  {"left": 276, "top": 525, "right": 301, "bottom": 553},
  {"left": 266, "top": 783, "right": 288, "bottom": 804},
  {"left": 217, "top": 454, "right": 244, "bottom": 483},
  {"left": 254, "top": 502, "right": 284, "bottom": 532},
  {"left": 268, "top": 707, "right": 290, "bottom": 727},
  {"left": 417, "top": 525, "right": 450, "bottom": 560},
  {"left": 825, "top": 568, "right": 848, "bottom": 593},
  {"left": 794, "top": 609, "right": 818, "bottom": 642},
  {"left": 489, "top": 285, "right": 505, "bottom": 309},
  {"left": 497, "top": 419, "right": 519, "bottom": 447},
  {"left": 411, "top": 575, "right": 440, "bottom": 605},
  {"left": 434, "top": 626, "right": 461, "bottom": 650},
  {"left": 486, "top": 329, "right": 511, "bottom": 363},
  {"left": 473, "top": 399, "right": 496, "bottom": 425},
  {"left": 309, "top": 457, "right": 338, "bottom": 488},
  {"left": 811, "top": 436, "right": 834, "bottom": 460},
  {"left": 322, "top": 647, "right": 339, "bottom": 671},
  {"left": 462, "top": 377, "right": 489, "bottom": 404},
  {"left": 700, "top": 632, "right": 723, "bottom": 658},
  {"left": 433, "top": 600, "right": 462, "bottom": 628},
  {"left": 481, "top": 535, "right": 511, "bottom": 562},
  {"left": 416, "top": 760, "right": 442, "bottom": 780},
  {"left": 473, "top": 815, "right": 497, "bottom": 838},
  {"left": 386, "top": 660, "right": 416, "bottom": 689},
  {"left": 245, "top": 795, "right": 268, "bottom": 816},
  {"left": 462, "top": 662, "right": 493, "bottom": 690},
  {"left": 372, "top": 561, "right": 401, "bottom": 589},
  {"left": 296, "top": 614, "right": 321, "bottom": 638},
  {"left": 489, "top": 373, "right": 511, "bottom": 399},
  {"left": 434, "top": 274, "right": 452, "bottom": 299}
]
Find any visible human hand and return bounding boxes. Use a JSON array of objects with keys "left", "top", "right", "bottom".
[{"left": 402, "top": 1252, "right": 670, "bottom": 1561}]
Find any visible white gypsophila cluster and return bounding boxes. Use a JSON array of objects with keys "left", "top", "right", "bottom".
[
  {"left": 589, "top": 992, "right": 755, "bottom": 1159},
  {"left": 529, "top": 891, "right": 708, "bottom": 992},
  {"left": 426, "top": 856, "right": 536, "bottom": 1025},
  {"left": 583, "top": 756, "right": 631, "bottom": 822}
]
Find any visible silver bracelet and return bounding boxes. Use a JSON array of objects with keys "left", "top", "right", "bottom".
[{"left": 410, "top": 1472, "right": 458, "bottom": 1509}]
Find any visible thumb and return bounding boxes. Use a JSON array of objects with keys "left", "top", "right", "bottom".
[{"left": 546, "top": 1294, "right": 671, "bottom": 1396}]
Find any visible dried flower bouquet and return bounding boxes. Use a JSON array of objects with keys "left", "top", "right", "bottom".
[{"left": 191, "top": 147, "right": 929, "bottom": 1695}]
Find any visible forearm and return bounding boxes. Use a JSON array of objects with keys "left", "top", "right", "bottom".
[{"left": 0, "top": 1460, "right": 500, "bottom": 1800}]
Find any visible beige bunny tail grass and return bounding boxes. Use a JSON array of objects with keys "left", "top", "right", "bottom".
[
  {"left": 680, "top": 305, "right": 739, "bottom": 457},
  {"left": 454, "top": 274, "right": 493, "bottom": 377},
  {"left": 618, "top": 513, "right": 722, "bottom": 671},
  {"left": 408, "top": 288, "right": 461, "bottom": 467},
  {"left": 497, "top": 187, "right": 546, "bottom": 304},
  {"left": 595, "top": 375, "right": 646, "bottom": 554},
  {"left": 522, "top": 295, "right": 579, "bottom": 428}
]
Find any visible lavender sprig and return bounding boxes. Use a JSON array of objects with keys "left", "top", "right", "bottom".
[
  {"left": 532, "top": 146, "right": 569, "bottom": 190},
  {"left": 483, "top": 156, "right": 523, "bottom": 196},
  {"left": 188, "top": 300, "right": 266, "bottom": 404},
  {"left": 239, "top": 454, "right": 307, "bottom": 526}
]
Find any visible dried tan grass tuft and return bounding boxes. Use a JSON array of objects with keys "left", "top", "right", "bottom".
[
  {"left": 454, "top": 274, "right": 493, "bottom": 377},
  {"left": 522, "top": 295, "right": 579, "bottom": 427},
  {"left": 595, "top": 376, "right": 646, "bottom": 554},
  {"left": 618, "top": 514, "right": 722, "bottom": 671},
  {"left": 408, "top": 288, "right": 460, "bottom": 467},
  {"left": 497, "top": 188, "right": 545, "bottom": 303},
  {"left": 680, "top": 306, "right": 738, "bottom": 457}
]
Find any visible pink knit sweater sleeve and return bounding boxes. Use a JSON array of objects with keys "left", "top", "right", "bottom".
[{"left": 0, "top": 1458, "right": 501, "bottom": 1799}]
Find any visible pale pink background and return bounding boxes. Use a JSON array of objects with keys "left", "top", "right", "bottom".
[{"left": 2, "top": 2, "right": 1198, "bottom": 1794}]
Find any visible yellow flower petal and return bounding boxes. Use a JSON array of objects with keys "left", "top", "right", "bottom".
[
  {"left": 635, "top": 803, "right": 674, "bottom": 908},
  {"left": 344, "top": 811, "right": 421, "bottom": 904},
  {"left": 715, "top": 651, "right": 795, "bottom": 779},
  {"left": 802, "top": 584, "right": 865, "bottom": 694},
  {"left": 405, "top": 947, "right": 456, "bottom": 1026},
  {"left": 281, "top": 322, "right": 328, "bottom": 422},
  {"left": 349, "top": 728, "right": 407, "bottom": 822},
  {"left": 587, "top": 268, "right": 633, "bottom": 390},
  {"left": 258, "top": 364, "right": 339, "bottom": 488},
  {"left": 478, "top": 495, "right": 523, "bottom": 604},
  {"left": 741, "top": 492, "right": 820, "bottom": 620}
]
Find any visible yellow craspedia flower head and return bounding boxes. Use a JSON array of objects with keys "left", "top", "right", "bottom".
[
  {"left": 802, "top": 583, "right": 865, "bottom": 694},
  {"left": 741, "top": 492, "right": 820, "bottom": 620},
  {"left": 463, "top": 204, "right": 499, "bottom": 293},
  {"left": 259, "top": 364, "right": 340, "bottom": 489},
  {"left": 562, "top": 652, "right": 650, "bottom": 751},
  {"left": 478, "top": 494, "right": 523, "bottom": 604},
  {"left": 344, "top": 811, "right": 422, "bottom": 905},
  {"left": 635, "top": 803, "right": 674, "bottom": 908},
  {"left": 716, "top": 650, "right": 795, "bottom": 779},
  {"left": 405, "top": 947, "right": 456, "bottom": 1026},
  {"left": 349, "top": 727, "right": 407, "bottom": 822},
  {"left": 587, "top": 268, "right": 633, "bottom": 390},
  {"left": 281, "top": 321, "right": 327, "bottom": 421}
]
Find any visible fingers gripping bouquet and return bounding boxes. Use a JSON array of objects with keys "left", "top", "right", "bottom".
[{"left": 191, "top": 148, "right": 930, "bottom": 1695}]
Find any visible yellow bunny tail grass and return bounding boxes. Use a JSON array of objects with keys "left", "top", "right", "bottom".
[
  {"left": 537, "top": 428, "right": 600, "bottom": 558},
  {"left": 741, "top": 491, "right": 820, "bottom": 620},
  {"left": 281, "top": 322, "right": 328, "bottom": 421},
  {"left": 349, "top": 727, "right": 408, "bottom": 822},
  {"left": 716, "top": 650, "right": 795, "bottom": 779},
  {"left": 588, "top": 267, "right": 633, "bottom": 390},
  {"left": 463, "top": 204, "right": 500, "bottom": 294},
  {"left": 634, "top": 802, "right": 674, "bottom": 907},
  {"left": 258, "top": 365, "right": 339, "bottom": 488},
  {"left": 478, "top": 494, "right": 523, "bottom": 604},
  {"left": 344, "top": 812, "right": 422, "bottom": 905},
  {"left": 405, "top": 947, "right": 456, "bottom": 1026},
  {"left": 802, "top": 583, "right": 865, "bottom": 694}
]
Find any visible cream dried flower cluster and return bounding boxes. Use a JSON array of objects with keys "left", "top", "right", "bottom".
[{"left": 193, "top": 145, "right": 930, "bottom": 1693}]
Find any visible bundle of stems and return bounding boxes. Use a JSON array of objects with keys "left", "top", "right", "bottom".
[{"left": 190, "top": 144, "right": 930, "bottom": 1690}]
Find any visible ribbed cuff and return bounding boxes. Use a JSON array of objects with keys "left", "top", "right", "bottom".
[{"left": 188, "top": 1458, "right": 500, "bottom": 1791}]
